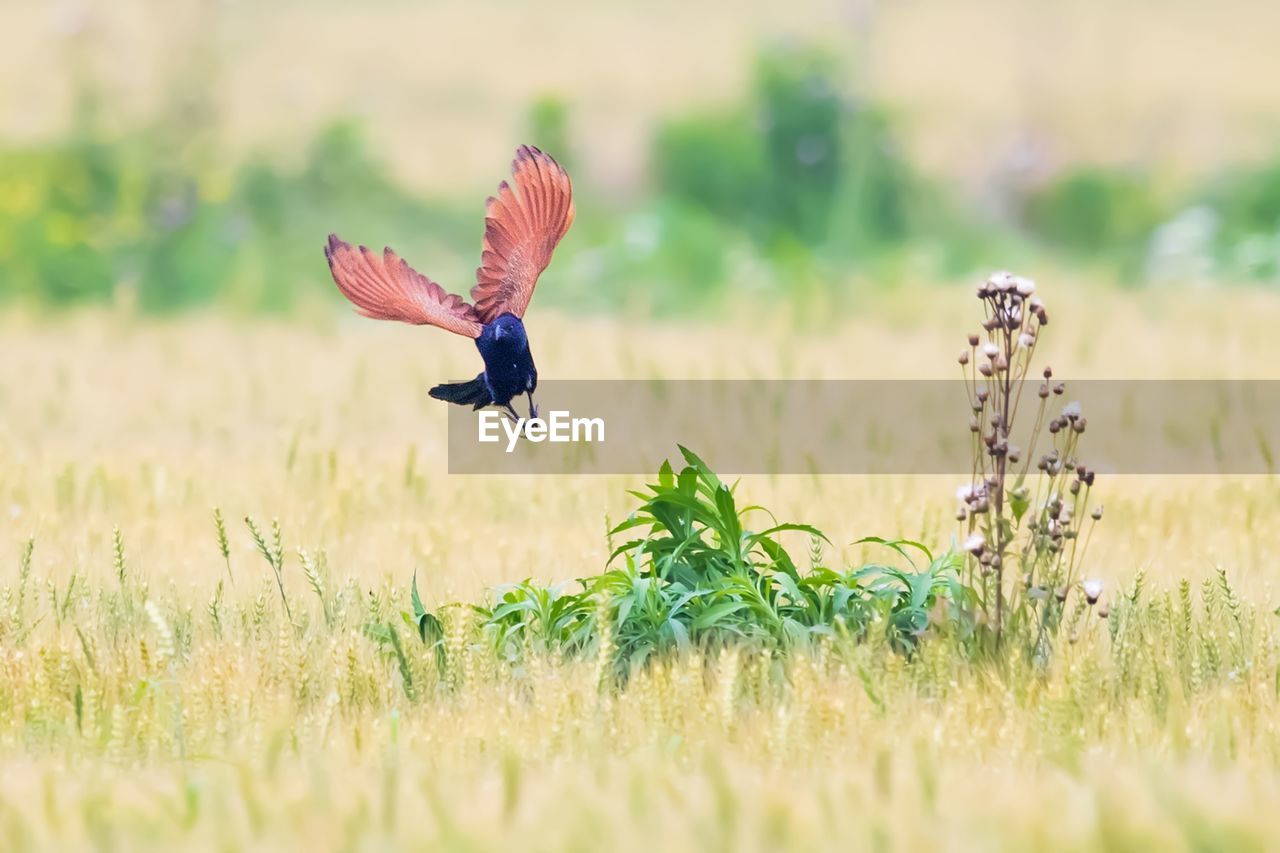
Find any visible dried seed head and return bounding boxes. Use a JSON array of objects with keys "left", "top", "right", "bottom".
[
  {"left": 1053, "top": 382, "right": 1065, "bottom": 396},
  {"left": 982, "top": 343, "right": 1000, "bottom": 359},
  {"left": 1072, "top": 417, "right": 1087, "bottom": 434},
  {"left": 1014, "top": 276, "right": 1036, "bottom": 296},
  {"left": 1082, "top": 579, "right": 1103, "bottom": 604},
  {"left": 963, "top": 533, "right": 986, "bottom": 555},
  {"left": 958, "top": 350, "right": 970, "bottom": 365},
  {"left": 994, "top": 354, "right": 1009, "bottom": 371},
  {"left": 1097, "top": 603, "right": 1110, "bottom": 619},
  {"left": 1043, "top": 366, "right": 1053, "bottom": 379},
  {"left": 1018, "top": 332, "right": 1036, "bottom": 349},
  {"left": 969, "top": 415, "right": 981, "bottom": 432},
  {"left": 986, "top": 271, "right": 1015, "bottom": 292},
  {"left": 1091, "top": 505, "right": 1104, "bottom": 520},
  {"left": 1069, "top": 480, "right": 1081, "bottom": 495},
  {"left": 1062, "top": 401, "right": 1082, "bottom": 421},
  {"left": 968, "top": 334, "right": 980, "bottom": 347},
  {"left": 1054, "top": 586, "right": 1068, "bottom": 603},
  {"left": 979, "top": 362, "right": 993, "bottom": 377},
  {"left": 1049, "top": 420, "right": 1061, "bottom": 434},
  {"left": 955, "top": 508, "right": 967, "bottom": 521},
  {"left": 1039, "top": 383, "right": 1050, "bottom": 399},
  {"left": 976, "top": 389, "right": 990, "bottom": 404}
]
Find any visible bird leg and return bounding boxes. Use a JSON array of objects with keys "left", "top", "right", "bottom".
[
  {"left": 527, "top": 392, "right": 538, "bottom": 420},
  {"left": 500, "top": 402, "right": 522, "bottom": 423}
]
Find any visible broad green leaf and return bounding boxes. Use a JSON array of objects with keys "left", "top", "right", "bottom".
[{"left": 692, "top": 600, "right": 748, "bottom": 630}]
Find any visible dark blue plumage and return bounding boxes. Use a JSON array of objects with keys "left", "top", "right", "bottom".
[{"left": 428, "top": 313, "right": 538, "bottom": 418}]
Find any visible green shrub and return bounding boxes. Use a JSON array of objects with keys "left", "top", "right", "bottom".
[
  {"left": 754, "top": 46, "right": 844, "bottom": 245},
  {"left": 1183, "top": 154, "right": 1280, "bottom": 282},
  {"left": 652, "top": 111, "right": 768, "bottom": 236},
  {"left": 526, "top": 94, "right": 574, "bottom": 170},
  {"left": 1022, "top": 167, "right": 1166, "bottom": 261},
  {"left": 474, "top": 579, "right": 596, "bottom": 661},
  {"left": 396, "top": 447, "right": 974, "bottom": 682},
  {"left": 645, "top": 42, "right": 939, "bottom": 297},
  {"left": 651, "top": 45, "right": 919, "bottom": 252},
  {"left": 0, "top": 119, "right": 471, "bottom": 313},
  {"left": 1206, "top": 155, "right": 1280, "bottom": 240}
]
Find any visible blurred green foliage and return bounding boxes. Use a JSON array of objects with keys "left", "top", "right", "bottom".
[
  {"left": 526, "top": 95, "right": 574, "bottom": 171},
  {"left": 640, "top": 43, "right": 1006, "bottom": 306},
  {"left": 1197, "top": 158, "right": 1280, "bottom": 281},
  {"left": 1207, "top": 158, "right": 1280, "bottom": 240},
  {"left": 0, "top": 117, "right": 472, "bottom": 313},
  {"left": 1021, "top": 168, "right": 1164, "bottom": 256},
  {"left": 4, "top": 37, "right": 1280, "bottom": 316},
  {"left": 652, "top": 45, "right": 919, "bottom": 255},
  {"left": 1016, "top": 156, "right": 1280, "bottom": 285}
]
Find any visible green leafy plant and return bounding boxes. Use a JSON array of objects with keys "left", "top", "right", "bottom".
[
  {"left": 388, "top": 447, "right": 975, "bottom": 680},
  {"left": 474, "top": 579, "right": 596, "bottom": 661},
  {"left": 600, "top": 447, "right": 831, "bottom": 663},
  {"left": 842, "top": 538, "right": 973, "bottom": 652}
]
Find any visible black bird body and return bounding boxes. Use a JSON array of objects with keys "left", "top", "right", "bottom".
[
  {"left": 428, "top": 313, "right": 538, "bottom": 417},
  {"left": 324, "top": 146, "right": 573, "bottom": 420}
]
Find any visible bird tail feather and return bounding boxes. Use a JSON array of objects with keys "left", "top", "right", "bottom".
[{"left": 429, "top": 373, "right": 492, "bottom": 409}]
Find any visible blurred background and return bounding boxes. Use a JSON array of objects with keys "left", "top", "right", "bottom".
[{"left": 4, "top": 0, "right": 1280, "bottom": 318}]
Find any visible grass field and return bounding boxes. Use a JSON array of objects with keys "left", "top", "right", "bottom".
[
  {"left": 3, "top": 284, "right": 1280, "bottom": 849},
  {"left": 5, "top": 0, "right": 1280, "bottom": 847}
]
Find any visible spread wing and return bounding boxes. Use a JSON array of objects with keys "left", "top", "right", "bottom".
[
  {"left": 325, "top": 234, "right": 483, "bottom": 339},
  {"left": 470, "top": 145, "right": 575, "bottom": 323}
]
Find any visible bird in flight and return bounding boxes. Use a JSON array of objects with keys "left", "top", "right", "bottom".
[{"left": 324, "top": 145, "right": 574, "bottom": 421}]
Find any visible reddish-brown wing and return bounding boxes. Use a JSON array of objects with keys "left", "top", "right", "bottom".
[
  {"left": 470, "top": 145, "right": 575, "bottom": 323},
  {"left": 325, "top": 235, "right": 483, "bottom": 338}
]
